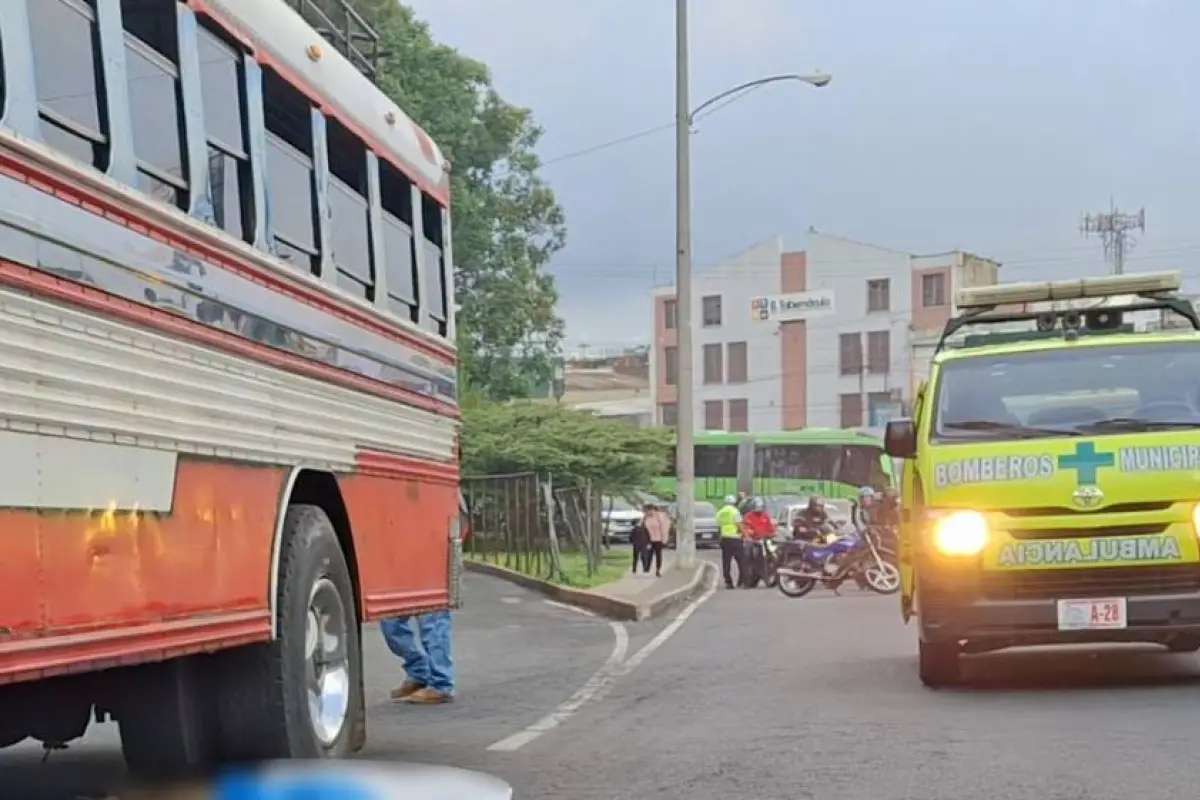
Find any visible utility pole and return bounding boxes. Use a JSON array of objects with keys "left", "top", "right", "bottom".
[
  {"left": 673, "top": 0, "right": 696, "bottom": 570},
  {"left": 1082, "top": 202, "right": 1145, "bottom": 275}
]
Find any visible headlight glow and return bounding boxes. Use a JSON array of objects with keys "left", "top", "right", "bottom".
[
  {"left": 930, "top": 510, "right": 989, "bottom": 556},
  {"left": 1192, "top": 503, "right": 1200, "bottom": 536}
]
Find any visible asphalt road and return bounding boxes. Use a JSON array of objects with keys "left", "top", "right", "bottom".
[{"left": 8, "top": 569, "right": 1200, "bottom": 799}]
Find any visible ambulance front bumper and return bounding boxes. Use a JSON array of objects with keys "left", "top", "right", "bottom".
[{"left": 919, "top": 564, "right": 1200, "bottom": 646}]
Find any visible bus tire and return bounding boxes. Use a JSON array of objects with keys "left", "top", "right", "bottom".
[
  {"left": 214, "top": 504, "right": 363, "bottom": 762},
  {"left": 918, "top": 639, "right": 962, "bottom": 688}
]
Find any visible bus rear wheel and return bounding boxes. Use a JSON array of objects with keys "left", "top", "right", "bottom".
[{"left": 213, "top": 504, "right": 364, "bottom": 761}]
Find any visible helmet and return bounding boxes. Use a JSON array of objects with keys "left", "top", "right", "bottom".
[
  {"left": 858, "top": 486, "right": 876, "bottom": 499},
  {"left": 749, "top": 497, "right": 765, "bottom": 511},
  {"left": 807, "top": 496, "right": 824, "bottom": 509},
  {"left": 724, "top": 495, "right": 737, "bottom": 506}
]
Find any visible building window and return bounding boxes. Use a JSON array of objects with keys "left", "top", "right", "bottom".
[
  {"left": 867, "top": 331, "right": 890, "bottom": 374},
  {"left": 839, "top": 333, "right": 862, "bottom": 376},
  {"left": 728, "top": 399, "right": 749, "bottom": 432},
  {"left": 664, "top": 346, "right": 678, "bottom": 386},
  {"left": 198, "top": 24, "right": 252, "bottom": 241},
  {"left": 661, "top": 403, "right": 678, "bottom": 427},
  {"left": 702, "top": 295, "right": 722, "bottom": 327},
  {"left": 29, "top": 0, "right": 109, "bottom": 170},
  {"left": 663, "top": 299, "right": 678, "bottom": 330},
  {"left": 868, "top": 392, "right": 896, "bottom": 426},
  {"left": 704, "top": 400, "right": 724, "bottom": 430},
  {"left": 867, "top": 278, "right": 890, "bottom": 313},
  {"left": 703, "top": 343, "right": 724, "bottom": 384},
  {"left": 922, "top": 272, "right": 947, "bottom": 307},
  {"left": 840, "top": 393, "right": 864, "bottom": 428},
  {"left": 726, "top": 341, "right": 748, "bottom": 384}
]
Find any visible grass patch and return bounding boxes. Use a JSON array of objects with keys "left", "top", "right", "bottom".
[{"left": 466, "top": 547, "right": 630, "bottom": 589}]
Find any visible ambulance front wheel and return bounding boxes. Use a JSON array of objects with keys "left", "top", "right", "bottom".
[{"left": 918, "top": 639, "right": 962, "bottom": 688}]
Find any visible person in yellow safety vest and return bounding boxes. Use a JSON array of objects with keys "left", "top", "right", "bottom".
[{"left": 715, "top": 495, "right": 746, "bottom": 589}]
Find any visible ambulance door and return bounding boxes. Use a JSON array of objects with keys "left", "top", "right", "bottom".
[{"left": 898, "top": 385, "right": 926, "bottom": 623}]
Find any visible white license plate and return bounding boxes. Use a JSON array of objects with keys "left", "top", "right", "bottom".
[{"left": 1056, "top": 597, "right": 1127, "bottom": 631}]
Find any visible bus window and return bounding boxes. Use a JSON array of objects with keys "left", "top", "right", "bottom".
[
  {"left": 262, "top": 67, "right": 319, "bottom": 275},
  {"left": 28, "top": 0, "right": 109, "bottom": 171},
  {"left": 421, "top": 193, "right": 448, "bottom": 337},
  {"left": 197, "top": 22, "right": 252, "bottom": 241},
  {"left": 325, "top": 118, "right": 374, "bottom": 301},
  {"left": 120, "top": 0, "right": 188, "bottom": 209},
  {"left": 379, "top": 160, "right": 418, "bottom": 322},
  {"left": 695, "top": 445, "right": 738, "bottom": 478}
]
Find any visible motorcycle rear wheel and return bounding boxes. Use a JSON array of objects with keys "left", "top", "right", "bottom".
[{"left": 776, "top": 560, "right": 815, "bottom": 598}]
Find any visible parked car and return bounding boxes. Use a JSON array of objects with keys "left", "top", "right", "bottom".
[
  {"left": 667, "top": 501, "right": 720, "bottom": 548},
  {"left": 601, "top": 495, "right": 643, "bottom": 543}
]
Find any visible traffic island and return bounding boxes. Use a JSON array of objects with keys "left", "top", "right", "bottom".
[{"left": 464, "top": 554, "right": 717, "bottom": 621}]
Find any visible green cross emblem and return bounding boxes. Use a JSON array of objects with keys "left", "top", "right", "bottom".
[{"left": 1056, "top": 441, "right": 1115, "bottom": 486}]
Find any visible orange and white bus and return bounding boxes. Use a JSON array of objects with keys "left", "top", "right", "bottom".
[{"left": 0, "top": 0, "right": 459, "bottom": 770}]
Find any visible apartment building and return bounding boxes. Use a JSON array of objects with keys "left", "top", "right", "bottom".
[{"left": 648, "top": 231, "right": 1000, "bottom": 431}]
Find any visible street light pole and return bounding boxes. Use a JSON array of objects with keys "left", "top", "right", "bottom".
[
  {"left": 673, "top": 0, "right": 696, "bottom": 570},
  {"left": 672, "top": 1, "right": 829, "bottom": 572}
]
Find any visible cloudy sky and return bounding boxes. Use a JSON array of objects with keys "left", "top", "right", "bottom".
[{"left": 404, "top": 0, "right": 1200, "bottom": 349}]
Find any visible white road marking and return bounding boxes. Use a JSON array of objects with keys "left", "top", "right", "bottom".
[
  {"left": 542, "top": 599, "right": 597, "bottom": 618},
  {"left": 500, "top": 596, "right": 521, "bottom": 604},
  {"left": 487, "top": 620, "right": 628, "bottom": 752},
  {"left": 616, "top": 578, "right": 719, "bottom": 676},
  {"left": 489, "top": 575, "right": 718, "bottom": 752}
]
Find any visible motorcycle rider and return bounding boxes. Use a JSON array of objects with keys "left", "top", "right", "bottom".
[
  {"left": 793, "top": 496, "right": 830, "bottom": 543},
  {"left": 851, "top": 486, "right": 876, "bottom": 532},
  {"left": 740, "top": 497, "right": 776, "bottom": 588},
  {"left": 715, "top": 495, "right": 745, "bottom": 590}
]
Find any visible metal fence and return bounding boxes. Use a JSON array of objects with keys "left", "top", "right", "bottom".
[{"left": 462, "top": 472, "right": 606, "bottom": 583}]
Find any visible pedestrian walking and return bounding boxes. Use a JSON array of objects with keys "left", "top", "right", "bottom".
[
  {"left": 715, "top": 494, "right": 745, "bottom": 589},
  {"left": 630, "top": 511, "right": 651, "bottom": 573},
  {"left": 380, "top": 610, "right": 455, "bottom": 705},
  {"left": 641, "top": 502, "right": 671, "bottom": 577}
]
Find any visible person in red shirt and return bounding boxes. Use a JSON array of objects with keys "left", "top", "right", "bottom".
[{"left": 740, "top": 497, "right": 776, "bottom": 587}]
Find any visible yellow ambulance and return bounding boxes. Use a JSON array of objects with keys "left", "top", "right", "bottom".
[{"left": 887, "top": 271, "right": 1200, "bottom": 687}]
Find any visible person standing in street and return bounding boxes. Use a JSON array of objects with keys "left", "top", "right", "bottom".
[
  {"left": 381, "top": 610, "right": 455, "bottom": 704},
  {"left": 642, "top": 502, "right": 671, "bottom": 577},
  {"left": 715, "top": 495, "right": 745, "bottom": 589}
]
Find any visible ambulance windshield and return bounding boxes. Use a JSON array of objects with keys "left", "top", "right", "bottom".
[{"left": 933, "top": 341, "right": 1200, "bottom": 440}]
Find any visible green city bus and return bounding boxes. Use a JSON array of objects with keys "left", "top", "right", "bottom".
[{"left": 654, "top": 429, "right": 895, "bottom": 503}]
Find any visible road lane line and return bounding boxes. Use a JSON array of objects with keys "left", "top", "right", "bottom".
[
  {"left": 487, "top": 619, "right": 629, "bottom": 752},
  {"left": 616, "top": 578, "right": 719, "bottom": 676},
  {"left": 489, "top": 577, "right": 719, "bottom": 752},
  {"left": 543, "top": 599, "right": 597, "bottom": 618}
]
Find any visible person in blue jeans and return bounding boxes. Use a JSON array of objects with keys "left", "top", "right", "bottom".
[{"left": 380, "top": 609, "right": 455, "bottom": 704}]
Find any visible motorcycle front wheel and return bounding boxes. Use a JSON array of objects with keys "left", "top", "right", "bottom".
[{"left": 863, "top": 560, "right": 901, "bottom": 594}]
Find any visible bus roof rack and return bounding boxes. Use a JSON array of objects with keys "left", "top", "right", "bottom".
[
  {"left": 286, "top": 0, "right": 383, "bottom": 82},
  {"left": 936, "top": 270, "right": 1198, "bottom": 355}
]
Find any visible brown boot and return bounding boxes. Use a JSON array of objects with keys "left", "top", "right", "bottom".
[
  {"left": 390, "top": 679, "right": 423, "bottom": 700},
  {"left": 403, "top": 686, "right": 453, "bottom": 705}
]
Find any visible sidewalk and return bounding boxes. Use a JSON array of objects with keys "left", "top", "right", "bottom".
[{"left": 590, "top": 552, "right": 712, "bottom": 617}]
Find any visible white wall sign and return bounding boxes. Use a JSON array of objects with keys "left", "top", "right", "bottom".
[{"left": 750, "top": 290, "right": 836, "bottom": 323}]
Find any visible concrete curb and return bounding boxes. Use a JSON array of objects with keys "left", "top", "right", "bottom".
[{"left": 464, "top": 559, "right": 719, "bottom": 622}]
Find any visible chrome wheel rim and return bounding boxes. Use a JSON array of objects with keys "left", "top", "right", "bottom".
[
  {"left": 306, "top": 577, "right": 351, "bottom": 746},
  {"left": 865, "top": 562, "right": 900, "bottom": 591}
]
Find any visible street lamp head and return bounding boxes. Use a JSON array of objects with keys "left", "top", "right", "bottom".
[{"left": 798, "top": 72, "right": 832, "bottom": 88}]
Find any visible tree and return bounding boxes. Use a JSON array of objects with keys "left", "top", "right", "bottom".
[
  {"left": 460, "top": 402, "right": 673, "bottom": 493},
  {"left": 343, "top": 0, "right": 566, "bottom": 400}
]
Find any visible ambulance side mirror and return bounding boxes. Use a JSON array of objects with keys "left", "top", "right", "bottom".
[{"left": 884, "top": 419, "right": 916, "bottom": 459}]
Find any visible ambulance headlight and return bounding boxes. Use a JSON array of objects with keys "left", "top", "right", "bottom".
[
  {"left": 1192, "top": 503, "right": 1200, "bottom": 536},
  {"left": 930, "top": 511, "right": 989, "bottom": 556}
]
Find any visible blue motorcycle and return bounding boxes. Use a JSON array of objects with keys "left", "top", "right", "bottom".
[{"left": 775, "top": 523, "right": 899, "bottom": 598}]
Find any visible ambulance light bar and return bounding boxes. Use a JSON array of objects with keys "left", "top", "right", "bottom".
[{"left": 956, "top": 271, "right": 1182, "bottom": 310}]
